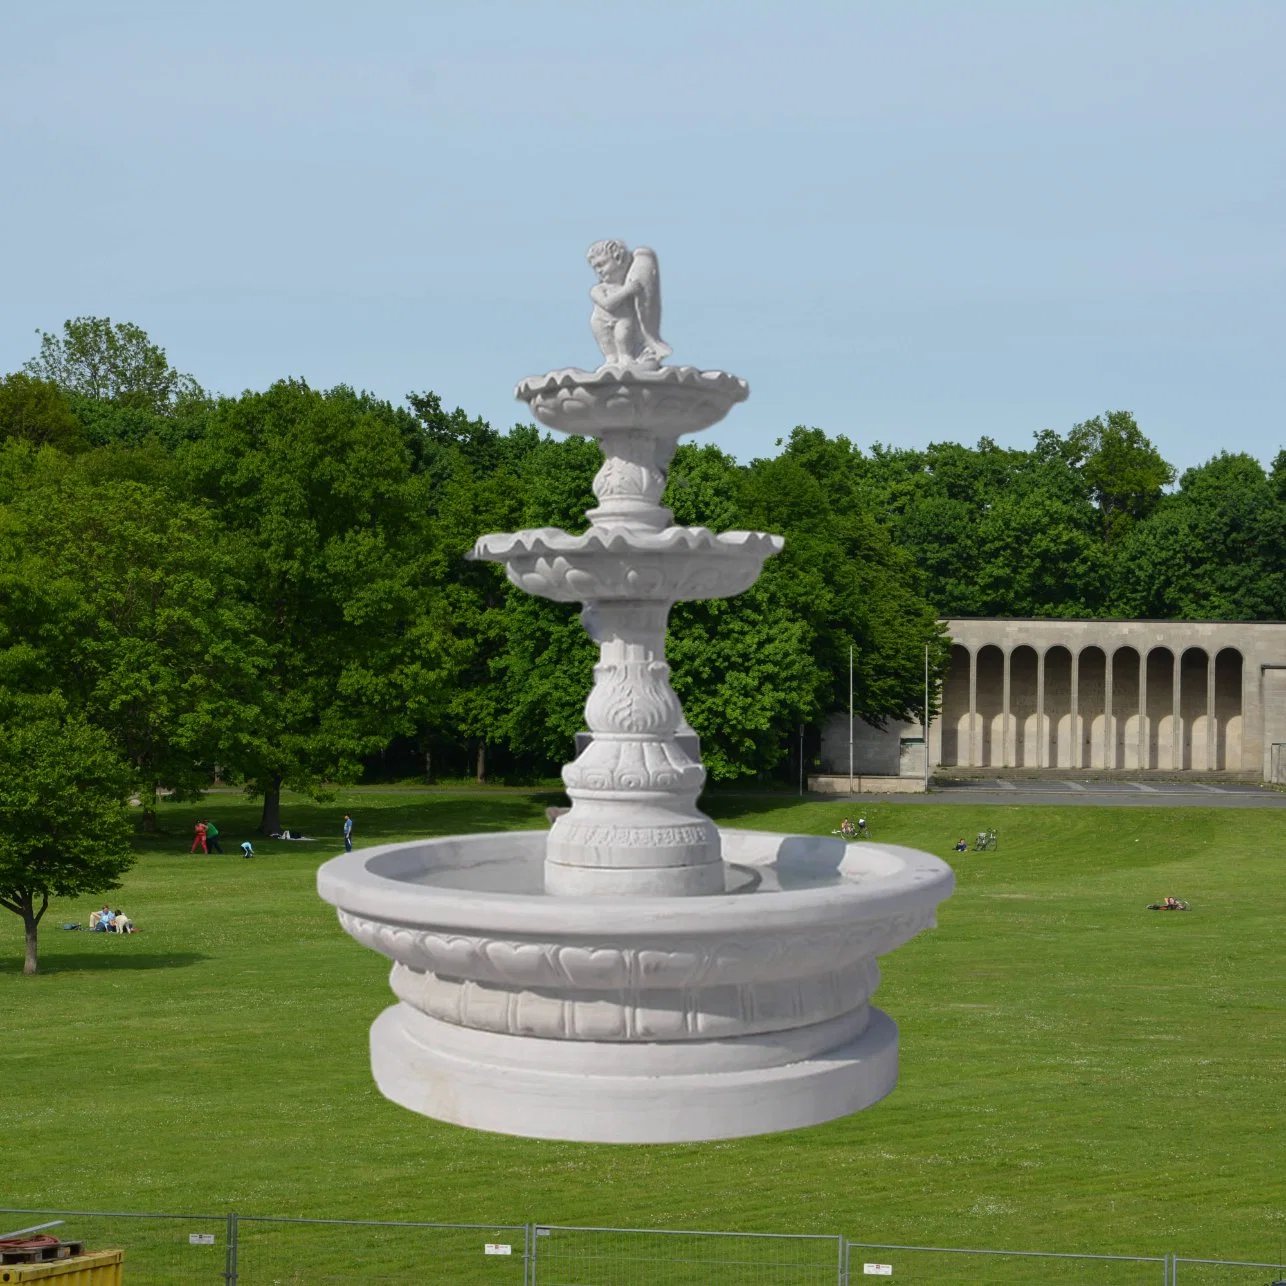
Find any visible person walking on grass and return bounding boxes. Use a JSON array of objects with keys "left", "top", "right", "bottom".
[
  {"left": 190, "top": 820, "right": 208, "bottom": 854},
  {"left": 343, "top": 813, "right": 353, "bottom": 853},
  {"left": 205, "top": 819, "right": 223, "bottom": 854}
]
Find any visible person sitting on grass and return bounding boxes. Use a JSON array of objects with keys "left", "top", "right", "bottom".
[
  {"left": 837, "top": 818, "right": 857, "bottom": 839},
  {"left": 954, "top": 837, "right": 968, "bottom": 853}
]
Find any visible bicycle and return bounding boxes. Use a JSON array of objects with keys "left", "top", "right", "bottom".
[{"left": 972, "top": 828, "right": 997, "bottom": 852}]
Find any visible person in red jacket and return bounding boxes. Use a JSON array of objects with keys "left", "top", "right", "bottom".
[{"left": 190, "top": 820, "right": 208, "bottom": 854}]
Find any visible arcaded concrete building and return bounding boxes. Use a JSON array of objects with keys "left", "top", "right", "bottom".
[
  {"left": 815, "top": 618, "right": 1286, "bottom": 784},
  {"left": 933, "top": 618, "right": 1286, "bottom": 779}
]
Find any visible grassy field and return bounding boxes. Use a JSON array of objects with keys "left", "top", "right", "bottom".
[{"left": 2, "top": 789, "right": 1283, "bottom": 1268}]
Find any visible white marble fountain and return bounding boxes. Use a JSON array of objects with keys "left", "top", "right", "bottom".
[{"left": 318, "top": 241, "right": 954, "bottom": 1143}]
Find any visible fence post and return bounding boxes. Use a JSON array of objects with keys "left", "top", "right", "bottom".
[
  {"left": 837, "top": 1235, "right": 847, "bottom": 1286},
  {"left": 223, "top": 1210, "right": 238, "bottom": 1285}
]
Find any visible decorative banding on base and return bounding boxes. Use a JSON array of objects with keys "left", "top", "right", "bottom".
[{"left": 369, "top": 1001, "right": 900, "bottom": 1144}]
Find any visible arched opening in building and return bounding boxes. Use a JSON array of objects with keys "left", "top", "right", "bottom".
[
  {"left": 1179, "top": 648, "right": 1210, "bottom": 770},
  {"left": 1044, "top": 646, "right": 1072, "bottom": 768},
  {"left": 1076, "top": 647, "right": 1106, "bottom": 769},
  {"left": 1215, "top": 647, "right": 1243, "bottom": 770},
  {"left": 976, "top": 645, "right": 1004, "bottom": 767},
  {"left": 1145, "top": 647, "right": 1175, "bottom": 770},
  {"left": 1010, "top": 645, "right": 1039, "bottom": 767},
  {"left": 940, "top": 644, "right": 971, "bottom": 766},
  {"left": 1112, "top": 647, "right": 1141, "bottom": 770}
]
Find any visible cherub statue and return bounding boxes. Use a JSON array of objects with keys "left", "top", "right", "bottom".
[{"left": 586, "top": 240, "right": 672, "bottom": 369}]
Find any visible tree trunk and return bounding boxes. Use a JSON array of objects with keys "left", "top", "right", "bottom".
[
  {"left": 475, "top": 740, "right": 486, "bottom": 785},
  {"left": 423, "top": 748, "right": 433, "bottom": 785},
  {"left": 138, "top": 781, "right": 159, "bottom": 832},
  {"left": 22, "top": 893, "right": 47, "bottom": 976},
  {"left": 259, "top": 774, "right": 283, "bottom": 835}
]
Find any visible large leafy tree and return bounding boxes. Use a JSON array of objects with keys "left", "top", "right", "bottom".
[
  {"left": 23, "top": 317, "right": 211, "bottom": 451},
  {"left": 181, "top": 380, "right": 456, "bottom": 831},
  {"left": 425, "top": 420, "right": 599, "bottom": 781},
  {"left": 0, "top": 444, "right": 264, "bottom": 823},
  {"left": 1066, "top": 410, "right": 1174, "bottom": 544},
  {"left": 1110, "top": 453, "right": 1286, "bottom": 619},
  {"left": 24, "top": 316, "right": 202, "bottom": 414},
  {"left": 723, "top": 444, "right": 948, "bottom": 774},
  {"left": 0, "top": 692, "right": 134, "bottom": 974},
  {"left": 0, "top": 374, "right": 86, "bottom": 452}
]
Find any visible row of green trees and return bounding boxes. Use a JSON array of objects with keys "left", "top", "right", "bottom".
[
  {"left": 788, "top": 417, "right": 1286, "bottom": 621},
  {"left": 2, "top": 316, "right": 1281, "bottom": 969}
]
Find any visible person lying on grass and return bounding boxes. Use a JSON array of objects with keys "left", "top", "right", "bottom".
[{"left": 1147, "top": 896, "right": 1190, "bottom": 910}]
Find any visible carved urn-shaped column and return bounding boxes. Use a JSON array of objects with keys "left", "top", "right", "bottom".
[{"left": 476, "top": 360, "right": 778, "bottom": 896}]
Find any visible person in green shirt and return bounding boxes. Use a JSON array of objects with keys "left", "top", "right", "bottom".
[{"left": 205, "top": 820, "right": 223, "bottom": 854}]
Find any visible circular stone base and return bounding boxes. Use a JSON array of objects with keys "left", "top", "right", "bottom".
[{"left": 370, "top": 1002, "right": 899, "bottom": 1144}]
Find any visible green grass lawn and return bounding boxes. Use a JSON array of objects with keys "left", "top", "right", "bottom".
[{"left": 2, "top": 791, "right": 1283, "bottom": 1267}]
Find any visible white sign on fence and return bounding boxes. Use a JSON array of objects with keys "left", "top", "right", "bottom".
[
  {"left": 484, "top": 1243, "right": 512, "bottom": 1255},
  {"left": 189, "top": 1233, "right": 216, "bottom": 1246},
  {"left": 863, "top": 1265, "right": 893, "bottom": 1277}
]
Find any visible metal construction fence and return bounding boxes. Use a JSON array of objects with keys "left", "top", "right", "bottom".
[
  {"left": 845, "top": 1240, "right": 1168, "bottom": 1284},
  {"left": 1172, "top": 1259, "right": 1286, "bottom": 1286},
  {"left": 530, "top": 1225, "right": 845, "bottom": 1285},
  {"left": 3, "top": 1209, "right": 1285, "bottom": 1285}
]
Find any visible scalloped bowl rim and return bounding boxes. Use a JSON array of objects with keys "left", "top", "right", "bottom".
[
  {"left": 515, "top": 365, "right": 749, "bottom": 401},
  {"left": 317, "top": 829, "right": 954, "bottom": 939}
]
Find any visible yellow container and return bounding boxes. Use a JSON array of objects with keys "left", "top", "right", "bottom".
[{"left": 0, "top": 1250, "right": 123, "bottom": 1284}]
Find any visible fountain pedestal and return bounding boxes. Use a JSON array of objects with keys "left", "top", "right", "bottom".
[{"left": 318, "top": 242, "right": 953, "bottom": 1142}]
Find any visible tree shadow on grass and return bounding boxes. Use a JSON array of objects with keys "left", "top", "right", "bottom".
[
  {"left": 701, "top": 792, "right": 831, "bottom": 825},
  {"left": 0, "top": 950, "right": 209, "bottom": 975},
  {"left": 134, "top": 793, "right": 568, "bottom": 853},
  {"left": 348, "top": 797, "right": 562, "bottom": 840}
]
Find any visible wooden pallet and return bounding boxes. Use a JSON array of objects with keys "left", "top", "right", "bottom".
[{"left": 0, "top": 1244, "right": 84, "bottom": 1266}]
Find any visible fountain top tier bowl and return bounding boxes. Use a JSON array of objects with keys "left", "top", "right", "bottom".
[
  {"left": 318, "top": 239, "right": 954, "bottom": 1141},
  {"left": 515, "top": 364, "right": 749, "bottom": 437}
]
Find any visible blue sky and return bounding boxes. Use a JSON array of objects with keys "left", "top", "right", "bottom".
[{"left": 2, "top": 1, "right": 1283, "bottom": 471}]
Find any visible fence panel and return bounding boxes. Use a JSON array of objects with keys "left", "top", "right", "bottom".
[
  {"left": 1173, "top": 1257, "right": 1286, "bottom": 1285},
  {"left": 231, "top": 1216, "right": 529, "bottom": 1285},
  {"left": 844, "top": 1241, "right": 1167, "bottom": 1285},
  {"left": 0, "top": 1209, "right": 229, "bottom": 1283},
  {"left": 531, "top": 1225, "right": 844, "bottom": 1286}
]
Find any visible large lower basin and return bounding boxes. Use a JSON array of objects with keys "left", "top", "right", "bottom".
[{"left": 318, "top": 828, "right": 953, "bottom": 1143}]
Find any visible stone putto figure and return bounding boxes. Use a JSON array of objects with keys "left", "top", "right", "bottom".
[{"left": 587, "top": 240, "right": 672, "bottom": 370}]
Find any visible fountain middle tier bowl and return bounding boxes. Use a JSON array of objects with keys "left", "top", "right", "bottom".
[
  {"left": 318, "top": 829, "right": 954, "bottom": 1143},
  {"left": 473, "top": 525, "right": 784, "bottom": 603}
]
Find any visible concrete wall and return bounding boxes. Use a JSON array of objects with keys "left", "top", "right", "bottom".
[
  {"left": 819, "top": 712, "right": 924, "bottom": 778},
  {"left": 919, "top": 619, "right": 1286, "bottom": 778}
]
